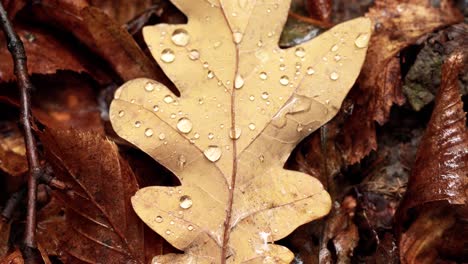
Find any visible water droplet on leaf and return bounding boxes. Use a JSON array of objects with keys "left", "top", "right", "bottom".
[
  {"left": 207, "top": 71, "right": 215, "bottom": 79},
  {"left": 229, "top": 127, "right": 242, "bottom": 139},
  {"left": 145, "top": 82, "right": 155, "bottom": 92},
  {"left": 155, "top": 216, "right": 163, "bottom": 223},
  {"left": 330, "top": 71, "right": 339, "bottom": 80},
  {"left": 171, "top": 28, "right": 190, "bottom": 46},
  {"left": 235, "top": 74, "right": 244, "bottom": 89},
  {"left": 354, "top": 33, "right": 370, "bottom": 48},
  {"left": 233, "top": 31, "right": 243, "bottom": 44},
  {"left": 145, "top": 128, "right": 154, "bottom": 137},
  {"left": 179, "top": 195, "right": 193, "bottom": 209},
  {"left": 161, "top": 48, "right": 175, "bottom": 63},
  {"left": 204, "top": 146, "right": 222, "bottom": 162},
  {"left": 279, "top": 76, "right": 289, "bottom": 86},
  {"left": 294, "top": 47, "right": 305, "bottom": 58},
  {"left": 163, "top": 95, "right": 174, "bottom": 104},
  {"left": 306, "top": 67, "right": 315, "bottom": 75},
  {"left": 134, "top": 121, "right": 141, "bottom": 128},
  {"left": 331, "top": 44, "right": 339, "bottom": 52},
  {"left": 189, "top": 49, "right": 200, "bottom": 60},
  {"left": 177, "top": 118, "right": 193, "bottom": 133},
  {"left": 259, "top": 72, "right": 268, "bottom": 80}
]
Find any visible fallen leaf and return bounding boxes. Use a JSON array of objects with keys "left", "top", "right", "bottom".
[
  {"left": 0, "top": 0, "right": 26, "bottom": 19},
  {"left": 38, "top": 130, "right": 154, "bottom": 263},
  {"left": 306, "top": 0, "right": 332, "bottom": 23},
  {"left": 0, "top": 25, "right": 88, "bottom": 83},
  {"left": 30, "top": 1, "right": 160, "bottom": 81},
  {"left": 397, "top": 51, "right": 467, "bottom": 263},
  {"left": 341, "top": 0, "right": 463, "bottom": 164},
  {"left": 110, "top": 0, "right": 371, "bottom": 262},
  {"left": 89, "top": 0, "right": 153, "bottom": 25},
  {"left": 0, "top": 249, "right": 23, "bottom": 264}
]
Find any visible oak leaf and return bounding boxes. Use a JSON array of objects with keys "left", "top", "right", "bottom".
[{"left": 110, "top": 1, "right": 371, "bottom": 263}]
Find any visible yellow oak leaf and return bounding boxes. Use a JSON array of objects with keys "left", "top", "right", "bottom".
[{"left": 110, "top": 0, "right": 371, "bottom": 263}]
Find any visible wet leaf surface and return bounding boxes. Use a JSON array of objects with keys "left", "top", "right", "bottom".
[
  {"left": 0, "top": 1, "right": 466, "bottom": 263},
  {"left": 110, "top": 0, "right": 371, "bottom": 262},
  {"left": 397, "top": 51, "right": 467, "bottom": 263}
]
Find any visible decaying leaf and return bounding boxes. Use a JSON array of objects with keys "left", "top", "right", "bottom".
[
  {"left": 39, "top": 130, "right": 147, "bottom": 263},
  {"left": 0, "top": 25, "right": 88, "bottom": 82},
  {"left": 89, "top": 0, "right": 154, "bottom": 25},
  {"left": 0, "top": 249, "right": 23, "bottom": 264},
  {"left": 397, "top": 51, "right": 467, "bottom": 263},
  {"left": 341, "top": 0, "right": 463, "bottom": 164},
  {"left": 30, "top": 0, "right": 160, "bottom": 82},
  {"left": 110, "top": 0, "right": 371, "bottom": 262}
]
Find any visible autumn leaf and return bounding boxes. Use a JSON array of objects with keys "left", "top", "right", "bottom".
[
  {"left": 109, "top": 0, "right": 371, "bottom": 263},
  {"left": 38, "top": 130, "right": 150, "bottom": 263},
  {"left": 30, "top": 0, "right": 160, "bottom": 81},
  {"left": 397, "top": 51, "right": 467, "bottom": 263},
  {"left": 341, "top": 0, "right": 463, "bottom": 164},
  {"left": 0, "top": 25, "right": 88, "bottom": 82}
]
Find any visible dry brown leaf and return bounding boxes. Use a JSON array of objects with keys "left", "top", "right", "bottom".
[
  {"left": 89, "top": 0, "right": 154, "bottom": 25},
  {"left": 0, "top": 249, "right": 23, "bottom": 264},
  {"left": 109, "top": 1, "right": 371, "bottom": 263},
  {"left": 397, "top": 51, "right": 467, "bottom": 263},
  {"left": 341, "top": 0, "right": 463, "bottom": 164},
  {"left": 30, "top": 1, "right": 159, "bottom": 81},
  {"left": 0, "top": 25, "right": 88, "bottom": 83},
  {"left": 38, "top": 130, "right": 151, "bottom": 263},
  {"left": 306, "top": 0, "right": 332, "bottom": 23}
]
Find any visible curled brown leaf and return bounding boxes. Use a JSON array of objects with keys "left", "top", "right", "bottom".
[{"left": 397, "top": 51, "right": 467, "bottom": 263}]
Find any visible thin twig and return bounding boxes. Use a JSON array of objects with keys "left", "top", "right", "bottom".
[
  {"left": 0, "top": 2, "right": 43, "bottom": 262},
  {"left": 288, "top": 11, "right": 334, "bottom": 29}
]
